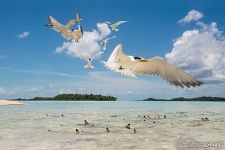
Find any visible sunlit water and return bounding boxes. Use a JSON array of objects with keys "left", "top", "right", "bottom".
[{"left": 0, "top": 101, "right": 225, "bottom": 150}]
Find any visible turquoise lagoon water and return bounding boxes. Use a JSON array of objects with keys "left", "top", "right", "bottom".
[{"left": 0, "top": 101, "right": 225, "bottom": 150}]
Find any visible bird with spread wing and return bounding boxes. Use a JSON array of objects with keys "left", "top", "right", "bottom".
[
  {"left": 84, "top": 51, "right": 104, "bottom": 69},
  {"left": 46, "top": 15, "right": 83, "bottom": 42},
  {"left": 100, "top": 36, "right": 116, "bottom": 50},
  {"left": 103, "top": 44, "right": 203, "bottom": 88},
  {"left": 64, "top": 13, "right": 82, "bottom": 30},
  {"left": 106, "top": 21, "right": 127, "bottom": 31}
]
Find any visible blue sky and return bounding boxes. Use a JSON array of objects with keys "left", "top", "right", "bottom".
[{"left": 1, "top": 0, "right": 225, "bottom": 100}]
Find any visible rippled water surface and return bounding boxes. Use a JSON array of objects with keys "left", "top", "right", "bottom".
[{"left": 0, "top": 101, "right": 225, "bottom": 150}]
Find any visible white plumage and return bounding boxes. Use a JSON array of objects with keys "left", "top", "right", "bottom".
[
  {"left": 84, "top": 51, "right": 104, "bottom": 69},
  {"left": 84, "top": 58, "right": 95, "bottom": 69},
  {"left": 106, "top": 21, "right": 127, "bottom": 31},
  {"left": 100, "top": 36, "right": 116, "bottom": 50},
  {"left": 103, "top": 44, "right": 203, "bottom": 88}
]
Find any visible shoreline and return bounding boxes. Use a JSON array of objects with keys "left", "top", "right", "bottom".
[
  {"left": 15, "top": 99, "right": 116, "bottom": 101},
  {"left": 141, "top": 100, "right": 225, "bottom": 102},
  {"left": 0, "top": 100, "right": 23, "bottom": 106}
]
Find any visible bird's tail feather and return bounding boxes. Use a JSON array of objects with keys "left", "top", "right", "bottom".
[{"left": 84, "top": 65, "right": 95, "bottom": 69}]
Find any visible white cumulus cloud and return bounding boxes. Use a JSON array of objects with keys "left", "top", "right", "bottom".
[
  {"left": 165, "top": 21, "right": 225, "bottom": 83},
  {"left": 55, "top": 23, "right": 111, "bottom": 60},
  {"left": 178, "top": 10, "right": 203, "bottom": 24},
  {"left": 17, "top": 31, "right": 30, "bottom": 39}
]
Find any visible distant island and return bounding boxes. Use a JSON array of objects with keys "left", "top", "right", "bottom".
[
  {"left": 15, "top": 94, "right": 117, "bottom": 101},
  {"left": 143, "top": 96, "right": 225, "bottom": 101}
]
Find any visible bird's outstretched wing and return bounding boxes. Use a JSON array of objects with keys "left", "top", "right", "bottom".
[
  {"left": 104, "top": 44, "right": 203, "bottom": 87},
  {"left": 131, "top": 57, "right": 203, "bottom": 87},
  {"left": 65, "top": 19, "right": 77, "bottom": 29},
  {"left": 76, "top": 12, "right": 81, "bottom": 24},
  {"left": 47, "top": 16, "right": 64, "bottom": 32},
  {"left": 93, "top": 51, "right": 104, "bottom": 59},
  {"left": 65, "top": 12, "right": 82, "bottom": 29},
  {"left": 106, "top": 36, "right": 116, "bottom": 41},
  {"left": 112, "top": 21, "right": 127, "bottom": 27},
  {"left": 103, "top": 44, "right": 136, "bottom": 78},
  {"left": 47, "top": 16, "right": 73, "bottom": 40},
  {"left": 100, "top": 36, "right": 117, "bottom": 50}
]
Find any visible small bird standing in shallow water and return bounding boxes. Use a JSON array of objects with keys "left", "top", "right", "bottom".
[
  {"left": 84, "top": 120, "right": 89, "bottom": 125},
  {"left": 201, "top": 117, "right": 209, "bottom": 121},
  {"left": 75, "top": 129, "right": 80, "bottom": 134},
  {"left": 106, "top": 127, "right": 110, "bottom": 133},
  {"left": 125, "top": 123, "right": 131, "bottom": 129}
]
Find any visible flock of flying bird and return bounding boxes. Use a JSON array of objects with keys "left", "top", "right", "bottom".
[{"left": 46, "top": 12, "right": 203, "bottom": 88}]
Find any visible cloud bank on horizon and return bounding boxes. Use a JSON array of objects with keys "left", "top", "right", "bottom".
[
  {"left": 55, "top": 23, "right": 111, "bottom": 60},
  {"left": 166, "top": 10, "right": 225, "bottom": 84}
]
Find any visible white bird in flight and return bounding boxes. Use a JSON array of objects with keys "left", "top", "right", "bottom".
[
  {"left": 46, "top": 16, "right": 83, "bottom": 42},
  {"left": 103, "top": 44, "right": 203, "bottom": 88},
  {"left": 106, "top": 21, "right": 127, "bottom": 31},
  {"left": 84, "top": 51, "right": 104, "bottom": 69},
  {"left": 100, "top": 36, "right": 116, "bottom": 50},
  {"left": 84, "top": 58, "right": 95, "bottom": 69}
]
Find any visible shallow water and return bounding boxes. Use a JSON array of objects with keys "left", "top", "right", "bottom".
[{"left": 0, "top": 101, "right": 225, "bottom": 150}]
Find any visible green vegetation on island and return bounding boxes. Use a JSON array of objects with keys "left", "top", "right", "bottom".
[
  {"left": 143, "top": 96, "right": 225, "bottom": 101},
  {"left": 15, "top": 94, "right": 117, "bottom": 101}
]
